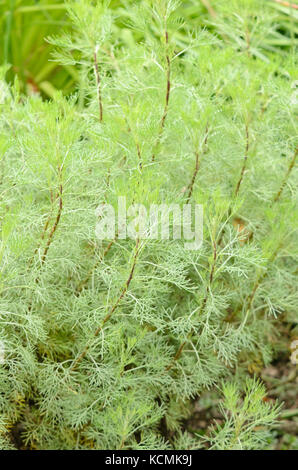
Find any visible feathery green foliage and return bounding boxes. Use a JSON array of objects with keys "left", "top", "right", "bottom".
[
  {"left": 0, "top": 0, "right": 297, "bottom": 450},
  {"left": 201, "top": 378, "right": 282, "bottom": 450}
]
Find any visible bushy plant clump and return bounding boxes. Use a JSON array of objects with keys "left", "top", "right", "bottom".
[{"left": 0, "top": 0, "right": 296, "bottom": 450}]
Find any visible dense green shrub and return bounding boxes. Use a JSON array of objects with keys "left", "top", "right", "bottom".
[{"left": 0, "top": 0, "right": 296, "bottom": 450}]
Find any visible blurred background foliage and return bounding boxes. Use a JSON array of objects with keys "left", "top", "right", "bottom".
[
  {"left": 0, "top": 0, "right": 75, "bottom": 96},
  {"left": 0, "top": 0, "right": 297, "bottom": 98}
]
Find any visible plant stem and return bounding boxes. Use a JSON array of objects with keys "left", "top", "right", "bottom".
[
  {"left": 27, "top": 170, "right": 63, "bottom": 311},
  {"left": 152, "top": 26, "right": 171, "bottom": 162},
  {"left": 273, "top": 147, "right": 297, "bottom": 203},
  {"left": 94, "top": 45, "right": 103, "bottom": 122},
  {"left": 41, "top": 167, "right": 63, "bottom": 265},
  {"left": 234, "top": 123, "right": 250, "bottom": 197},
  {"left": 217, "top": 123, "right": 250, "bottom": 246},
  {"left": 186, "top": 125, "right": 209, "bottom": 203},
  {"left": 166, "top": 239, "right": 217, "bottom": 371},
  {"left": 126, "top": 118, "right": 143, "bottom": 170},
  {"left": 71, "top": 238, "right": 140, "bottom": 370},
  {"left": 75, "top": 235, "right": 118, "bottom": 294},
  {"left": 28, "top": 190, "right": 57, "bottom": 268},
  {"left": 240, "top": 245, "right": 281, "bottom": 327},
  {"left": 201, "top": 0, "right": 217, "bottom": 17}
]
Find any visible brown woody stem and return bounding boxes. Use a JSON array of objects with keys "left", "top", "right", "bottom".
[
  {"left": 41, "top": 169, "right": 63, "bottom": 266},
  {"left": 186, "top": 125, "right": 209, "bottom": 203},
  {"left": 94, "top": 46, "right": 103, "bottom": 123},
  {"left": 235, "top": 123, "right": 250, "bottom": 197},
  {"left": 273, "top": 147, "right": 297, "bottom": 203}
]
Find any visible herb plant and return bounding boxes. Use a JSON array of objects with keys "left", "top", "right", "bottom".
[{"left": 0, "top": 0, "right": 297, "bottom": 450}]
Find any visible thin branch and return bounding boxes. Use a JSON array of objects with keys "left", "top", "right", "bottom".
[
  {"left": 235, "top": 123, "right": 250, "bottom": 197},
  {"left": 227, "top": 139, "right": 292, "bottom": 324},
  {"left": 126, "top": 118, "right": 143, "bottom": 170},
  {"left": 186, "top": 151, "right": 200, "bottom": 203},
  {"left": 160, "top": 45, "right": 171, "bottom": 132},
  {"left": 75, "top": 234, "right": 118, "bottom": 294},
  {"left": 273, "top": 147, "right": 297, "bottom": 203},
  {"left": 217, "top": 124, "right": 250, "bottom": 247},
  {"left": 75, "top": 170, "right": 113, "bottom": 294},
  {"left": 27, "top": 170, "right": 63, "bottom": 312},
  {"left": 186, "top": 125, "right": 209, "bottom": 203},
  {"left": 41, "top": 167, "right": 63, "bottom": 266},
  {"left": 28, "top": 190, "right": 57, "bottom": 268},
  {"left": 245, "top": 28, "right": 251, "bottom": 56},
  {"left": 71, "top": 238, "right": 140, "bottom": 370},
  {"left": 94, "top": 45, "right": 103, "bottom": 123},
  {"left": 200, "top": 0, "right": 217, "bottom": 17},
  {"left": 197, "top": 239, "right": 217, "bottom": 317},
  {"left": 231, "top": 245, "right": 281, "bottom": 325},
  {"left": 152, "top": 27, "right": 171, "bottom": 162},
  {"left": 136, "top": 141, "right": 143, "bottom": 170},
  {"left": 166, "top": 239, "right": 217, "bottom": 371}
]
